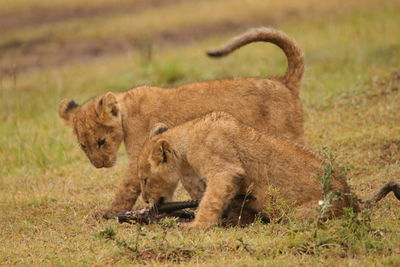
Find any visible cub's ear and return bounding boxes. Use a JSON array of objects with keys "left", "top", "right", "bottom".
[
  {"left": 95, "top": 92, "right": 120, "bottom": 126},
  {"left": 151, "top": 139, "right": 171, "bottom": 165},
  {"left": 149, "top": 123, "right": 169, "bottom": 138},
  {"left": 58, "top": 99, "right": 79, "bottom": 127}
]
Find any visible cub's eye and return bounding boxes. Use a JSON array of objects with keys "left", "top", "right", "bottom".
[
  {"left": 143, "top": 177, "right": 148, "bottom": 185},
  {"left": 80, "top": 143, "right": 86, "bottom": 150},
  {"left": 97, "top": 138, "right": 106, "bottom": 148}
]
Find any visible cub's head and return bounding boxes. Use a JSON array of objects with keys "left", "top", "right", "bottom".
[
  {"left": 58, "top": 92, "right": 123, "bottom": 168},
  {"left": 138, "top": 124, "right": 180, "bottom": 204}
]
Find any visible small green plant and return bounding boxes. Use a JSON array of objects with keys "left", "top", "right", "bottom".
[
  {"left": 304, "top": 147, "right": 387, "bottom": 255},
  {"left": 315, "top": 147, "right": 344, "bottom": 218},
  {"left": 317, "top": 146, "right": 337, "bottom": 194},
  {"left": 96, "top": 227, "right": 116, "bottom": 240}
]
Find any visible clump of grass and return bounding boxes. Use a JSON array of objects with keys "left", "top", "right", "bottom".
[
  {"left": 284, "top": 147, "right": 388, "bottom": 256},
  {"left": 96, "top": 221, "right": 196, "bottom": 264},
  {"left": 264, "top": 207, "right": 388, "bottom": 257},
  {"left": 97, "top": 226, "right": 117, "bottom": 240}
]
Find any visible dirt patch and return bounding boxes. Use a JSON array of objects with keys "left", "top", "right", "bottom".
[
  {"left": 334, "top": 70, "right": 400, "bottom": 109},
  {"left": 0, "top": 0, "right": 190, "bottom": 34},
  {"left": 1, "top": 2, "right": 379, "bottom": 79},
  {"left": 134, "top": 248, "right": 194, "bottom": 263},
  {"left": 0, "top": 10, "right": 300, "bottom": 78},
  {"left": 365, "top": 70, "right": 400, "bottom": 99},
  {"left": 353, "top": 138, "right": 400, "bottom": 169},
  {"left": 96, "top": 226, "right": 196, "bottom": 264},
  {"left": 380, "top": 140, "right": 400, "bottom": 165}
]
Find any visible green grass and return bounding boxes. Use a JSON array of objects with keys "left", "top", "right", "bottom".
[{"left": 1, "top": 0, "right": 400, "bottom": 265}]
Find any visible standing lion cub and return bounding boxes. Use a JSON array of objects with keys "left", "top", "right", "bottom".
[
  {"left": 138, "top": 112, "right": 400, "bottom": 229},
  {"left": 59, "top": 28, "right": 305, "bottom": 218}
]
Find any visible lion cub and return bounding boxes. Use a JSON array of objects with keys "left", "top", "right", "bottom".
[
  {"left": 138, "top": 112, "right": 400, "bottom": 229},
  {"left": 58, "top": 28, "right": 306, "bottom": 218}
]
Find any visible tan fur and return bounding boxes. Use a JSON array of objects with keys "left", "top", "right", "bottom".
[
  {"left": 138, "top": 112, "right": 358, "bottom": 229},
  {"left": 58, "top": 28, "right": 305, "bottom": 217}
]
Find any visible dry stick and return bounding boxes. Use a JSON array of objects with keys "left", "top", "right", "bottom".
[
  {"left": 117, "top": 196, "right": 271, "bottom": 225},
  {"left": 117, "top": 200, "right": 199, "bottom": 224},
  {"left": 152, "top": 200, "right": 200, "bottom": 213}
]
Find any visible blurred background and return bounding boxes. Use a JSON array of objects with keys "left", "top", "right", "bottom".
[
  {"left": 1, "top": 0, "right": 398, "bottom": 84},
  {"left": 1, "top": 0, "right": 399, "bottom": 265}
]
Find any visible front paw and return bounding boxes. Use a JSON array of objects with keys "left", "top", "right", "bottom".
[{"left": 92, "top": 209, "right": 119, "bottom": 220}]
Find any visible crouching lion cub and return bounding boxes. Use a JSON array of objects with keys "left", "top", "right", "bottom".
[
  {"left": 58, "top": 28, "right": 306, "bottom": 218},
  {"left": 138, "top": 112, "right": 400, "bottom": 229}
]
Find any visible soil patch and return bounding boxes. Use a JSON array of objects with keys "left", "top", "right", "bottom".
[
  {"left": 380, "top": 140, "right": 400, "bottom": 165},
  {"left": 2, "top": 2, "right": 378, "bottom": 78},
  {"left": 0, "top": 0, "right": 190, "bottom": 34},
  {"left": 0, "top": 10, "right": 300, "bottom": 78}
]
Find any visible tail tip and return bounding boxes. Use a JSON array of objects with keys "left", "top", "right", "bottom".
[
  {"left": 392, "top": 182, "right": 400, "bottom": 200},
  {"left": 206, "top": 50, "right": 225, "bottom": 58},
  {"left": 385, "top": 180, "right": 400, "bottom": 200}
]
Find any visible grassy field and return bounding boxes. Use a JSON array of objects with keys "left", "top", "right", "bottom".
[{"left": 1, "top": 0, "right": 400, "bottom": 265}]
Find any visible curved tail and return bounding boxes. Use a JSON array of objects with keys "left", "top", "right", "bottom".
[
  {"left": 207, "top": 27, "right": 304, "bottom": 94},
  {"left": 361, "top": 181, "right": 400, "bottom": 209}
]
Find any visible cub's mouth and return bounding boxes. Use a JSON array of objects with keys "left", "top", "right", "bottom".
[
  {"left": 92, "top": 158, "right": 116, "bottom": 168},
  {"left": 93, "top": 161, "right": 105, "bottom": 168},
  {"left": 102, "top": 160, "right": 115, "bottom": 168}
]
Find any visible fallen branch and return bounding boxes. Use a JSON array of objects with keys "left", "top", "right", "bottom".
[
  {"left": 117, "top": 196, "right": 271, "bottom": 225},
  {"left": 117, "top": 200, "right": 200, "bottom": 224}
]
